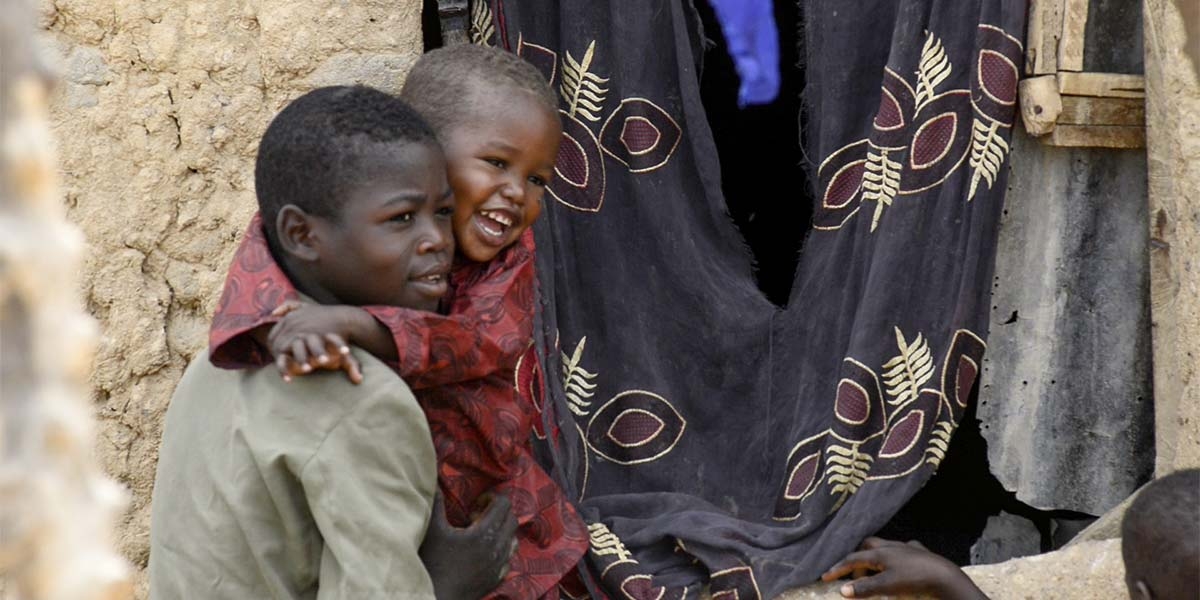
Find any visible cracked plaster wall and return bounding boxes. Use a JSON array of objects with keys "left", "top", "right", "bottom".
[
  {"left": 1146, "top": 0, "right": 1200, "bottom": 476},
  {"left": 37, "top": 0, "right": 424, "bottom": 595}
]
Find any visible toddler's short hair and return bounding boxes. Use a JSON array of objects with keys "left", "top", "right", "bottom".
[
  {"left": 400, "top": 44, "right": 558, "bottom": 135},
  {"left": 255, "top": 85, "right": 436, "bottom": 252}
]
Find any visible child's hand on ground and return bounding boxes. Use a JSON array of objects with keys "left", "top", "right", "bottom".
[
  {"left": 420, "top": 492, "right": 519, "bottom": 600},
  {"left": 821, "top": 537, "right": 989, "bottom": 600},
  {"left": 268, "top": 301, "right": 365, "bottom": 384}
]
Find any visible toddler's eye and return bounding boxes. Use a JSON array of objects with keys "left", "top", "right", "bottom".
[
  {"left": 389, "top": 212, "right": 415, "bottom": 224},
  {"left": 485, "top": 158, "right": 506, "bottom": 169},
  {"left": 529, "top": 175, "right": 548, "bottom": 187},
  {"left": 436, "top": 206, "right": 455, "bottom": 218}
]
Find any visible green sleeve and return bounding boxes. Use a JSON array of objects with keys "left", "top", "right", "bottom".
[{"left": 300, "top": 376, "right": 438, "bottom": 599}]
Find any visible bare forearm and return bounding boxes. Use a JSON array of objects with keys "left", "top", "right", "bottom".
[{"left": 343, "top": 307, "right": 400, "bottom": 362}]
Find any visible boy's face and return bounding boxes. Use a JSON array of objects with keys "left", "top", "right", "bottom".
[
  {"left": 310, "top": 140, "right": 455, "bottom": 311},
  {"left": 441, "top": 91, "right": 562, "bottom": 262}
]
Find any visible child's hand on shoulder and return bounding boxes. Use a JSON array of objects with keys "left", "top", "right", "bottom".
[
  {"left": 821, "top": 537, "right": 989, "bottom": 600},
  {"left": 268, "top": 301, "right": 369, "bottom": 384}
]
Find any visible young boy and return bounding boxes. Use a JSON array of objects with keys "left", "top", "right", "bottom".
[
  {"left": 206, "top": 45, "right": 589, "bottom": 599},
  {"left": 821, "top": 468, "right": 1200, "bottom": 599},
  {"left": 149, "top": 86, "right": 514, "bottom": 599}
]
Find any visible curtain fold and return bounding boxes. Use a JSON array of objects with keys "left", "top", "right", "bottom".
[{"left": 490, "top": 1, "right": 1028, "bottom": 597}]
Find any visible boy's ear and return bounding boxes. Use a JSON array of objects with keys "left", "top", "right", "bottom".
[
  {"left": 1130, "top": 579, "right": 1153, "bottom": 600},
  {"left": 276, "top": 205, "right": 320, "bottom": 263}
]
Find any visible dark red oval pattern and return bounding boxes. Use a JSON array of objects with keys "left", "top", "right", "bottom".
[
  {"left": 607, "top": 409, "right": 665, "bottom": 447},
  {"left": 874, "top": 88, "right": 905, "bottom": 131},
  {"left": 587, "top": 391, "right": 685, "bottom": 465},
  {"left": 823, "top": 161, "right": 866, "bottom": 209},
  {"left": 910, "top": 113, "right": 957, "bottom": 170},
  {"left": 620, "top": 118, "right": 660, "bottom": 154},
  {"left": 620, "top": 575, "right": 657, "bottom": 600},
  {"left": 879, "top": 410, "right": 924, "bottom": 458},
  {"left": 940, "top": 329, "right": 987, "bottom": 421},
  {"left": 979, "top": 50, "right": 1018, "bottom": 105},
  {"left": 548, "top": 112, "right": 606, "bottom": 212},
  {"left": 955, "top": 356, "right": 978, "bottom": 409},
  {"left": 599, "top": 98, "right": 682, "bottom": 173},
  {"left": 784, "top": 452, "right": 821, "bottom": 500},
  {"left": 773, "top": 431, "right": 828, "bottom": 521},
  {"left": 556, "top": 135, "right": 589, "bottom": 187},
  {"left": 835, "top": 379, "right": 870, "bottom": 425}
]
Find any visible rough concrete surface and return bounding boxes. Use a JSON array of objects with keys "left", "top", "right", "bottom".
[
  {"left": 39, "top": 1, "right": 424, "bottom": 595},
  {"left": 1145, "top": 0, "right": 1200, "bottom": 475},
  {"left": 774, "top": 540, "right": 1126, "bottom": 600}
]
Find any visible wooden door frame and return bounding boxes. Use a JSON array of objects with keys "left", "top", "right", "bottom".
[{"left": 1020, "top": 0, "right": 1147, "bottom": 148}]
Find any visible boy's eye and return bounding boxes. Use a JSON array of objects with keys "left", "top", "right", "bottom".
[
  {"left": 389, "top": 212, "right": 415, "bottom": 224},
  {"left": 529, "top": 175, "right": 548, "bottom": 188},
  {"left": 484, "top": 158, "right": 506, "bottom": 169},
  {"left": 436, "top": 206, "right": 455, "bottom": 218}
]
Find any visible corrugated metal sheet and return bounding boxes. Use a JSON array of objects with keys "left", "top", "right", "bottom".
[{"left": 978, "top": 129, "right": 1155, "bottom": 514}]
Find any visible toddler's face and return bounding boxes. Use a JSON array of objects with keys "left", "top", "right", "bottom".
[{"left": 441, "top": 91, "right": 561, "bottom": 262}]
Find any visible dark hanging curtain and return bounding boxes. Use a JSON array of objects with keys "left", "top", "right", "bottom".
[{"left": 486, "top": 1, "right": 1027, "bottom": 597}]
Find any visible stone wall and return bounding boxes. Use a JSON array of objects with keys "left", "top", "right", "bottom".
[{"left": 38, "top": 0, "right": 425, "bottom": 594}]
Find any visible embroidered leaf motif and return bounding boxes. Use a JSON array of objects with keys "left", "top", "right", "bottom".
[
  {"left": 562, "top": 337, "right": 598, "bottom": 416},
  {"left": 469, "top": 0, "right": 494, "bottom": 46},
  {"left": 862, "top": 147, "right": 902, "bottom": 232},
  {"left": 882, "top": 327, "right": 934, "bottom": 407},
  {"left": 915, "top": 31, "right": 952, "bottom": 111},
  {"left": 560, "top": 40, "right": 610, "bottom": 122},
  {"left": 826, "top": 442, "right": 873, "bottom": 505},
  {"left": 588, "top": 522, "right": 634, "bottom": 563},
  {"left": 968, "top": 118, "right": 1009, "bottom": 201},
  {"left": 925, "top": 421, "right": 955, "bottom": 467}
]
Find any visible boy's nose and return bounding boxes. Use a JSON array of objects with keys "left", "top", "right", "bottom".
[{"left": 416, "top": 223, "right": 452, "bottom": 254}]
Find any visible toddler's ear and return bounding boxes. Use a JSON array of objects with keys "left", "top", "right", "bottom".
[{"left": 276, "top": 204, "right": 319, "bottom": 262}]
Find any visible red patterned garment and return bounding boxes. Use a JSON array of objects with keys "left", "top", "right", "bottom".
[{"left": 209, "top": 214, "right": 588, "bottom": 599}]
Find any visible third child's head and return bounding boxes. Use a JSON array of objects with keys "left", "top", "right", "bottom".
[
  {"left": 1121, "top": 468, "right": 1200, "bottom": 600},
  {"left": 255, "top": 85, "right": 454, "bottom": 312},
  {"left": 401, "top": 44, "right": 562, "bottom": 263}
]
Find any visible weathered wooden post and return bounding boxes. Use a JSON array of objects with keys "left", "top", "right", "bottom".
[{"left": 0, "top": 0, "right": 130, "bottom": 598}]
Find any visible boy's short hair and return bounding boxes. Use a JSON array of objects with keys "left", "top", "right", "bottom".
[
  {"left": 1121, "top": 468, "right": 1200, "bottom": 599},
  {"left": 400, "top": 44, "right": 558, "bottom": 135},
  {"left": 255, "top": 85, "right": 437, "bottom": 253}
]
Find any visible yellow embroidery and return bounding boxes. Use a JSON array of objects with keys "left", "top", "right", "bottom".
[
  {"left": 469, "top": 0, "right": 494, "bottom": 46},
  {"left": 588, "top": 522, "right": 634, "bottom": 563},
  {"left": 826, "top": 442, "right": 872, "bottom": 503},
  {"left": 882, "top": 327, "right": 934, "bottom": 407},
  {"left": 562, "top": 337, "right": 598, "bottom": 416},
  {"left": 560, "top": 41, "right": 610, "bottom": 123},
  {"left": 915, "top": 31, "right": 952, "bottom": 112},
  {"left": 968, "top": 118, "right": 1008, "bottom": 201},
  {"left": 862, "top": 145, "right": 902, "bottom": 231},
  {"left": 925, "top": 421, "right": 955, "bottom": 467}
]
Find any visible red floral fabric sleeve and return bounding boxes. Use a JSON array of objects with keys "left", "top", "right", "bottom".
[
  {"left": 209, "top": 214, "right": 535, "bottom": 392},
  {"left": 209, "top": 214, "right": 298, "bottom": 369},
  {"left": 363, "top": 229, "right": 536, "bottom": 390}
]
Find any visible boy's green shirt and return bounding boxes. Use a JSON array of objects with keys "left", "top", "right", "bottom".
[{"left": 148, "top": 348, "right": 437, "bottom": 599}]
